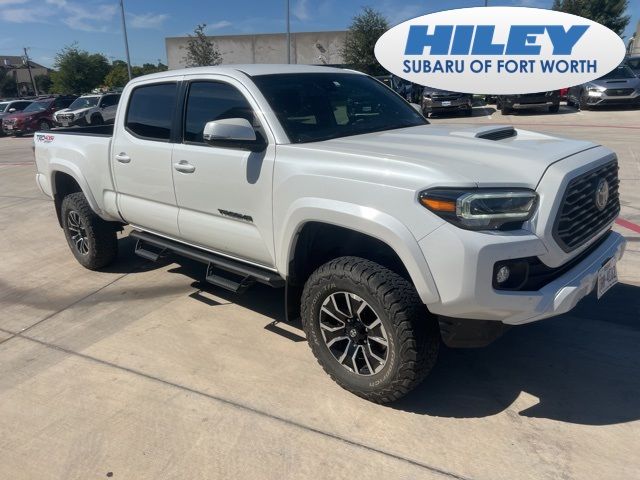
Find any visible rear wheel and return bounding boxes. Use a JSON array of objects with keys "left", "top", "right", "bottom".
[
  {"left": 61, "top": 192, "right": 118, "bottom": 270},
  {"left": 301, "top": 256, "right": 439, "bottom": 403},
  {"left": 38, "top": 120, "right": 51, "bottom": 131},
  {"left": 548, "top": 103, "right": 560, "bottom": 113}
]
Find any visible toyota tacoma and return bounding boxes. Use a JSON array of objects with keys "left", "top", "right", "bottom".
[{"left": 33, "top": 65, "right": 626, "bottom": 403}]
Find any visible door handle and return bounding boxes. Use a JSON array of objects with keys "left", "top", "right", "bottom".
[
  {"left": 115, "top": 153, "right": 131, "bottom": 163},
  {"left": 174, "top": 160, "right": 196, "bottom": 174}
]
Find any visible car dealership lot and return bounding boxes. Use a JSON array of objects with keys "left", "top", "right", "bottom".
[{"left": 0, "top": 107, "right": 639, "bottom": 479}]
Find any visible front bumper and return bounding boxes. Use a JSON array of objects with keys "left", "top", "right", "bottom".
[
  {"left": 585, "top": 92, "right": 640, "bottom": 107},
  {"left": 420, "top": 224, "right": 626, "bottom": 325},
  {"left": 54, "top": 116, "right": 87, "bottom": 127}
]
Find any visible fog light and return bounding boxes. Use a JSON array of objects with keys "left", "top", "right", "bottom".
[{"left": 496, "top": 266, "right": 510, "bottom": 284}]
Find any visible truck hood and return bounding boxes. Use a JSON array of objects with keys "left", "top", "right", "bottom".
[{"left": 303, "top": 124, "right": 598, "bottom": 188}]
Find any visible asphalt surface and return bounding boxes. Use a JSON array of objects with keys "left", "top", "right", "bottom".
[{"left": 0, "top": 104, "right": 639, "bottom": 480}]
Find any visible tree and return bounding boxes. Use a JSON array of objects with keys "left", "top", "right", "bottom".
[
  {"left": 34, "top": 74, "right": 53, "bottom": 94},
  {"left": 52, "top": 44, "right": 110, "bottom": 94},
  {"left": 183, "top": 24, "right": 222, "bottom": 67},
  {"left": 552, "top": 0, "right": 630, "bottom": 36},
  {"left": 104, "top": 60, "right": 169, "bottom": 89},
  {"left": 341, "top": 7, "right": 389, "bottom": 75},
  {"left": 104, "top": 63, "right": 130, "bottom": 89},
  {"left": 0, "top": 70, "right": 18, "bottom": 97}
]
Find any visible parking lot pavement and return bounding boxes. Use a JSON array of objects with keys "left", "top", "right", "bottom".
[{"left": 0, "top": 110, "right": 639, "bottom": 480}]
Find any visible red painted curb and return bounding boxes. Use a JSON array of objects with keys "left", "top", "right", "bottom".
[{"left": 616, "top": 218, "right": 640, "bottom": 234}]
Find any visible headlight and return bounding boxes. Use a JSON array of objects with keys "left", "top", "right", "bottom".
[
  {"left": 419, "top": 188, "right": 538, "bottom": 230},
  {"left": 586, "top": 85, "right": 604, "bottom": 97}
]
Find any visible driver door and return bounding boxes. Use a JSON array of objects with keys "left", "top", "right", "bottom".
[{"left": 171, "top": 77, "right": 276, "bottom": 267}]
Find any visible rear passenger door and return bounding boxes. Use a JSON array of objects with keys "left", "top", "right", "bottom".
[
  {"left": 111, "top": 81, "right": 181, "bottom": 237},
  {"left": 171, "top": 77, "right": 276, "bottom": 267}
]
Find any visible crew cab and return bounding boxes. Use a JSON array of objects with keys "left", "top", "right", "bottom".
[
  {"left": 54, "top": 93, "right": 121, "bottom": 127},
  {"left": 33, "top": 65, "right": 626, "bottom": 403}
]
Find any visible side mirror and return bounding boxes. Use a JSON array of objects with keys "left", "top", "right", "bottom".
[
  {"left": 203, "top": 118, "right": 266, "bottom": 152},
  {"left": 8, "top": 108, "right": 16, "bottom": 113}
]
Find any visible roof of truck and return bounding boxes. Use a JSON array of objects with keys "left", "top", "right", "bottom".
[{"left": 131, "top": 64, "right": 360, "bottom": 83}]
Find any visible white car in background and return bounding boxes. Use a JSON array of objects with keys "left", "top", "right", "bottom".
[{"left": 54, "top": 93, "right": 121, "bottom": 127}]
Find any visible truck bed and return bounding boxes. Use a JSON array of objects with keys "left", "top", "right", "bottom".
[{"left": 50, "top": 124, "right": 114, "bottom": 137}]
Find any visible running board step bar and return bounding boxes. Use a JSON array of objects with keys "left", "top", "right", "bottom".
[{"left": 130, "top": 230, "right": 284, "bottom": 290}]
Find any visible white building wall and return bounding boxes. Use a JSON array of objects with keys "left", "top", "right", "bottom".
[{"left": 166, "top": 31, "right": 346, "bottom": 69}]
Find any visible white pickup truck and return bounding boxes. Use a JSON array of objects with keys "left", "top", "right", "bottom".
[{"left": 34, "top": 65, "right": 626, "bottom": 403}]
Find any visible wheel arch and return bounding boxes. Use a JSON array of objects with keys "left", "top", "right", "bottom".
[
  {"left": 278, "top": 200, "right": 440, "bottom": 320},
  {"left": 50, "top": 165, "right": 101, "bottom": 227}
]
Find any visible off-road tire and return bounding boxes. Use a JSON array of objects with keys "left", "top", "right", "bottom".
[
  {"left": 61, "top": 192, "right": 117, "bottom": 270},
  {"left": 301, "top": 256, "right": 439, "bottom": 403}
]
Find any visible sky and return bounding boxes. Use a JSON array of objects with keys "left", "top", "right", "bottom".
[{"left": 0, "top": 0, "right": 638, "bottom": 68}]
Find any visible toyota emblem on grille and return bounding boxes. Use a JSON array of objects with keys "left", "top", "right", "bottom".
[{"left": 595, "top": 178, "right": 609, "bottom": 211}]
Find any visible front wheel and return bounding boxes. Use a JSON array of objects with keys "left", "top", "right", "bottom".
[
  {"left": 38, "top": 120, "right": 51, "bottom": 131},
  {"left": 548, "top": 103, "right": 560, "bottom": 113},
  {"left": 61, "top": 192, "right": 118, "bottom": 270},
  {"left": 301, "top": 257, "right": 439, "bottom": 403}
]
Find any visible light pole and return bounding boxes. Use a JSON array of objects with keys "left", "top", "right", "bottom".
[
  {"left": 286, "top": 0, "right": 291, "bottom": 63},
  {"left": 119, "top": 0, "right": 133, "bottom": 80}
]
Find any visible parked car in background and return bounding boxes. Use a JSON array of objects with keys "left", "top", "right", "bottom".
[
  {"left": 421, "top": 87, "right": 473, "bottom": 117},
  {"left": 497, "top": 91, "right": 560, "bottom": 114},
  {"left": 625, "top": 55, "right": 640, "bottom": 77},
  {"left": 567, "top": 64, "right": 640, "bottom": 110},
  {"left": 54, "top": 93, "right": 121, "bottom": 127},
  {"left": 0, "top": 99, "right": 32, "bottom": 135},
  {"left": 2, "top": 95, "right": 77, "bottom": 136}
]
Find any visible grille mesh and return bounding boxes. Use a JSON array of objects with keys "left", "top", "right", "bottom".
[{"left": 553, "top": 160, "right": 620, "bottom": 252}]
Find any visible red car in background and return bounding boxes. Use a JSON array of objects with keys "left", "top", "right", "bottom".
[{"left": 2, "top": 95, "right": 77, "bottom": 136}]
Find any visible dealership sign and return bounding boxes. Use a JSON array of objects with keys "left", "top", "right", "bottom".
[{"left": 374, "top": 7, "right": 626, "bottom": 94}]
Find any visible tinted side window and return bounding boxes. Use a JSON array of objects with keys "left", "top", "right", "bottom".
[
  {"left": 184, "top": 82, "right": 255, "bottom": 143},
  {"left": 15, "top": 101, "right": 31, "bottom": 110},
  {"left": 54, "top": 98, "right": 74, "bottom": 109},
  {"left": 101, "top": 95, "right": 120, "bottom": 108},
  {"left": 126, "top": 83, "right": 177, "bottom": 141}
]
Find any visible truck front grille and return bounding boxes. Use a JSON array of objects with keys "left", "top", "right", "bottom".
[
  {"left": 553, "top": 160, "right": 619, "bottom": 252},
  {"left": 604, "top": 88, "right": 634, "bottom": 97}
]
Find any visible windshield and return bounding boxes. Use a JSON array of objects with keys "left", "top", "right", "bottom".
[
  {"left": 599, "top": 65, "right": 636, "bottom": 80},
  {"left": 253, "top": 73, "right": 427, "bottom": 143},
  {"left": 68, "top": 96, "right": 99, "bottom": 110},
  {"left": 0, "top": 102, "right": 8, "bottom": 113},
  {"left": 23, "top": 100, "right": 51, "bottom": 113}
]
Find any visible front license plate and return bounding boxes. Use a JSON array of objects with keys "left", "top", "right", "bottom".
[
  {"left": 597, "top": 257, "right": 618, "bottom": 299},
  {"left": 441, "top": 101, "right": 451, "bottom": 106}
]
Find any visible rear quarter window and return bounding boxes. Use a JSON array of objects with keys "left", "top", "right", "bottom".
[{"left": 125, "top": 83, "right": 177, "bottom": 141}]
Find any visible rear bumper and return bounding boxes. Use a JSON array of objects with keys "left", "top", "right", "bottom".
[
  {"left": 510, "top": 101, "right": 556, "bottom": 109},
  {"left": 422, "top": 97, "right": 472, "bottom": 112}
]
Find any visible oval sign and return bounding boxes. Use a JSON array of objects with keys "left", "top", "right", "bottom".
[{"left": 374, "top": 7, "right": 626, "bottom": 94}]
